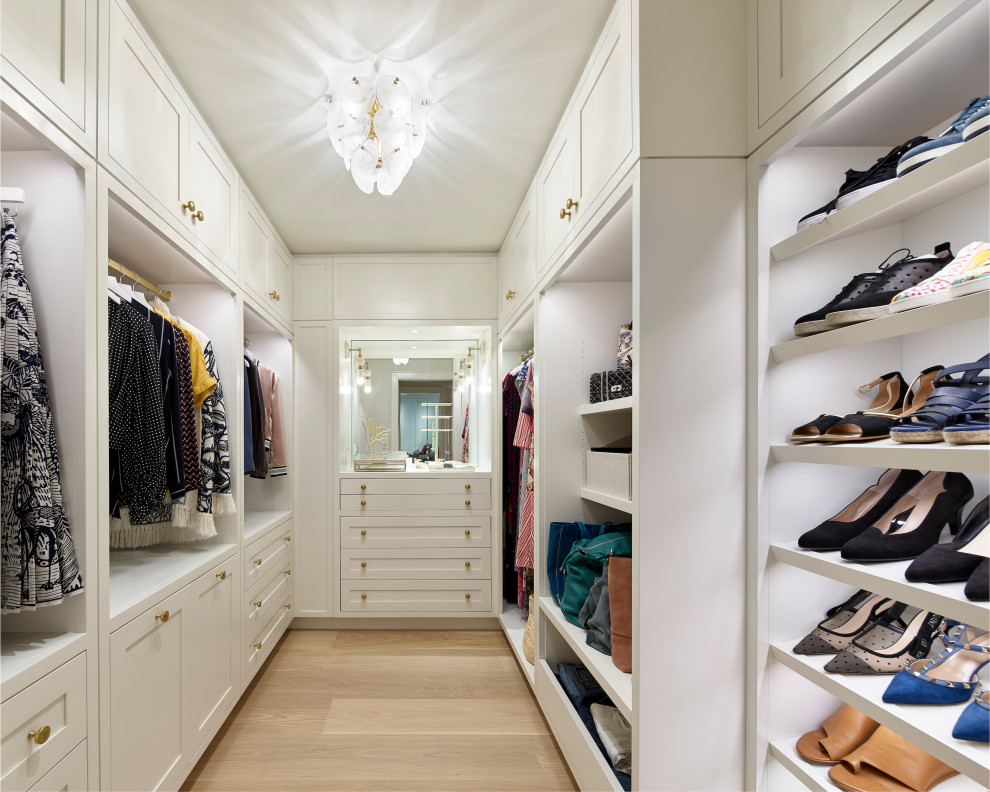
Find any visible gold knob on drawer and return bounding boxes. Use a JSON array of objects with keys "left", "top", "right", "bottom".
[
  {"left": 254, "top": 558, "right": 263, "bottom": 566},
  {"left": 254, "top": 642, "right": 262, "bottom": 650},
  {"left": 254, "top": 600, "right": 263, "bottom": 608},
  {"left": 465, "top": 500, "right": 471, "bottom": 506},
  {"left": 216, "top": 570, "right": 227, "bottom": 580},
  {"left": 361, "top": 593, "right": 367, "bottom": 600},
  {"left": 155, "top": 610, "right": 169, "bottom": 623},
  {"left": 464, "top": 530, "right": 471, "bottom": 536},
  {"left": 565, "top": 198, "right": 578, "bottom": 210},
  {"left": 360, "top": 530, "right": 367, "bottom": 536},
  {"left": 361, "top": 484, "right": 367, "bottom": 490},
  {"left": 28, "top": 725, "right": 51, "bottom": 745},
  {"left": 465, "top": 593, "right": 471, "bottom": 600},
  {"left": 560, "top": 208, "right": 571, "bottom": 220},
  {"left": 285, "top": 569, "right": 292, "bottom": 575},
  {"left": 464, "top": 483, "right": 471, "bottom": 490},
  {"left": 285, "top": 603, "right": 291, "bottom": 610},
  {"left": 361, "top": 500, "right": 367, "bottom": 506},
  {"left": 360, "top": 562, "right": 367, "bottom": 568},
  {"left": 285, "top": 536, "right": 291, "bottom": 542},
  {"left": 465, "top": 561, "right": 471, "bottom": 568},
  {"left": 505, "top": 290, "right": 516, "bottom": 300}
]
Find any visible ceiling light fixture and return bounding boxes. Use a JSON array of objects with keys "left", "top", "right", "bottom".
[
  {"left": 326, "top": 75, "right": 428, "bottom": 195},
  {"left": 392, "top": 357, "right": 409, "bottom": 365}
]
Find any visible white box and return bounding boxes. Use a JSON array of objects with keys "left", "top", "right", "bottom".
[{"left": 586, "top": 451, "right": 632, "bottom": 500}]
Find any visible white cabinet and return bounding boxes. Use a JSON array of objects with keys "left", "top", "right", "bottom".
[
  {"left": 293, "top": 257, "right": 334, "bottom": 320},
  {"left": 185, "top": 116, "right": 238, "bottom": 275},
  {"left": 269, "top": 243, "right": 293, "bottom": 324},
  {"left": 240, "top": 188, "right": 292, "bottom": 324},
  {"left": 0, "top": 0, "right": 96, "bottom": 150},
  {"left": 109, "top": 589, "right": 186, "bottom": 792},
  {"left": 499, "top": 190, "right": 536, "bottom": 326},
  {"left": 539, "top": 121, "right": 578, "bottom": 269},
  {"left": 26, "top": 740, "right": 87, "bottom": 792}
]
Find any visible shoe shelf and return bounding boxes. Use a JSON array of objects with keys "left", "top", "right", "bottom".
[
  {"left": 771, "top": 643, "right": 990, "bottom": 784},
  {"left": 771, "top": 138, "right": 990, "bottom": 264},
  {"left": 539, "top": 596, "right": 633, "bottom": 720},
  {"left": 579, "top": 396, "right": 633, "bottom": 416},
  {"left": 771, "top": 293, "right": 989, "bottom": 363},
  {"left": 499, "top": 601, "right": 535, "bottom": 689},
  {"left": 771, "top": 441, "right": 990, "bottom": 475},
  {"left": 771, "top": 543, "right": 989, "bottom": 629},
  {"left": 580, "top": 487, "right": 635, "bottom": 515}
]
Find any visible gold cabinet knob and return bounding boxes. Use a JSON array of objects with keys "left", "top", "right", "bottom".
[
  {"left": 361, "top": 500, "right": 367, "bottom": 507},
  {"left": 505, "top": 290, "right": 516, "bottom": 300},
  {"left": 193, "top": 210, "right": 204, "bottom": 221},
  {"left": 216, "top": 570, "right": 227, "bottom": 580},
  {"left": 464, "top": 483, "right": 471, "bottom": 490},
  {"left": 361, "top": 593, "right": 367, "bottom": 600},
  {"left": 560, "top": 208, "right": 571, "bottom": 220},
  {"left": 464, "top": 530, "right": 471, "bottom": 536},
  {"left": 285, "top": 603, "right": 291, "bottom": 610},
  {"left": 464, "top": 593, "right": 471, "bottom": 600},
  {"left": 254, "top": 642, "right": 263, "bottom": 650},
  {"left": 254, "top": 600, "right": 263, "bottom": 608},
  {"left": 285, "top": 569, "right": 292, "bottom": 575},
  {"left": 465, "top": 561, "right": 471, "bottom": 568},
  {"left": 360, "top": 562, "right": 367, "bottom": 568},
  {"left": 254, "top": 558, "right": 263, "bottom": 566},
  {"left": 182, "top": 200, "right": 196, "bottom": 213},
  {"left": 360, "top": 484, "right": 367, "bottom": 490},
  {"left": 465, "top": 500, "right": 471, "bottom": 506},
  {"left": 565, "top": 198, "right": 579, "bottom": 210},
  {"left": 270, "top": 290, "right": 278, "bottom": 301},
  {"left": 28, "top": 725, "right": 51, "bottom": 745},
  {"left": 360, "top": 530, "right": 367, "bottom": 536},
  {"left": 155, "top": 610, "right": 170, "bottom": 623},
  {"left": 284, "top": 535, "right": 291, "bottom": 542}
]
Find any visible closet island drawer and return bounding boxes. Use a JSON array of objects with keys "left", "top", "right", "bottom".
[
  {"left": 340, "top": 548, "right": 492, "bottom": 580},
  {"left": 243, "top": 520, "right": 293, "bottom": 590},
  {"left": 341, "top": 580, "right": 492, "bottom": 612},
  {"left": 340, "top": 517, "right": 491, "bottom": 549},
  {"left": 341, "top": 493, "right": 491, "bottom": 512},
  {"left": 243, "top": 591, "right": 292, "bottom": 682},
  {"left": 1, "top": 653, "right": 86, "bottom": 791},
  {"left": 243, "top": 558, "right": 293, "bottom": 637},
  {"left": 342, "top": 478, "right": 491, "bottom": 496},
  {"left": 27, "top": 739, "right": 87, "bottom": 792}
]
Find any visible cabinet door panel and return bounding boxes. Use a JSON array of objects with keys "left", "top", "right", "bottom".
[
  {"left": 109, "top": 589, "right": 186, "bottom": 792},
  {"left": 513, "top": 203, "right": 536, "bottom": 298},
  {"left": 187, "top": 117, "right": 237, "bottom": 272},
  {"left": 240, "top": 194, "right": 270, "bottom": 300},
  {"left": 540, "top": 127, "right": 576, "bottom": 268},
  {"left": 269, "top": 245, "right": 293, "bottom": 324},
  {"left": 107, "top": 1, "right": 185, "bottom": 219},
  {"left": 497, "top": 237, "right": 516, "bottom": 323}
]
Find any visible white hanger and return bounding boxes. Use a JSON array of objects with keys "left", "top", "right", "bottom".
[{"left": 107, "top": 274, "right": 132, "bottom": 304}]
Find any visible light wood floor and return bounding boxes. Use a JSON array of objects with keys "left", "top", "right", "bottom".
[{"left": 183, "top": 630, "right": 578, "bottom": 792}]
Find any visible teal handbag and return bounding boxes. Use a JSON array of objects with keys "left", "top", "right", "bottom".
[{"left": 559, "top": 533, "right": 632, "bottom": 626}]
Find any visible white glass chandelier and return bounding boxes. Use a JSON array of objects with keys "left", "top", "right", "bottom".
[{"left": 327, "top": 75, "right": 427, "bottom": 195}]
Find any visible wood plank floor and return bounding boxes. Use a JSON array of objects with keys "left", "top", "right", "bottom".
[{"left": 182, "top": 630, "right": 578, "bottom": 792}]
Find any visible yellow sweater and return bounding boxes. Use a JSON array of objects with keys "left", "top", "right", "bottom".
[{"left": 156, "top": 310, "right": 217, "bottom": 408}]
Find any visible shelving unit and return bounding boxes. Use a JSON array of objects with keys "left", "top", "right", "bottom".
[
  {"left": 579, "top": 396, "right": 633, "bottom": 416},
  {"left": 580, "top": 488, "right": 635, "bottom": 514},
  {"left": 771, "top": 441, "right": 990, "bottom": 474}
]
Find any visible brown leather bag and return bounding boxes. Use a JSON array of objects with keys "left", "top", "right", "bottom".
[{"left": 608, "top": 556, "right": 632, "bottom": 673}]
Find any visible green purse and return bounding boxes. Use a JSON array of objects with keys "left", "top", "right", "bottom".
[{"left": 559, "top": 533, "right": 632, "bottom": 626}]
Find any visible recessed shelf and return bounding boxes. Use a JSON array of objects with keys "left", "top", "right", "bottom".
[
  {"left": 771, "top": 138, "right": 990, "bottom": 263},
  {"left": 771, "top": 441, "right": 990, "bottom": 475},
  {"left": 539, "top": 596, "right": 632, "bottom": 720},
  {"left": 579, "top": 397, "right": 633, "bottom": 416},
  {"left": 0, "top": 632, "right": 86, "bottom": 701},
  {"left": 244, "top": 510, "right": 293, "bottom": 542},
  {"left": 499, "top": 601, "right": 535, "bottom": 689},
  {"left": 771, "top": 543, "right": 990, "bottom": 629},
  {"left": 109, "top": 543, "right": 237, "bottom": 630},
  {"left": 771, "top": 293, "right": 989, "bottom": 363},
  {"left": 771, "top": 643, "right": 990, "bottom": 784},
  {"left": 580, "top": 487, "right": 634, "bottom": 513}
]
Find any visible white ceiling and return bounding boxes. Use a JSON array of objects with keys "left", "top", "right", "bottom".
[{"left": 128, "top": 0, "right": 615, "bottom": 255}]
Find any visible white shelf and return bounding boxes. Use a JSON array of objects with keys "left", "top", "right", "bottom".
[
  {"left": 539, "top": 596, "right": 632, "bottom": 721},
  {"left": 772, "top": 543, "right": 990, "bottom": 629},
  {"left": 0, "top": 631, "right": 86, "bottom": 701},
  {"left": 580, "top": 487, "right": 635, "bottom": 514},
  {"left": 772, "top": 292, "right": 989, "bottom": 363},
  {"left": 579, "top": 396, "right": 633, "bottom": 416},
  {"left": 771, "top": 441, "right": 990, "bottom": 475},
  {"left": 771, "top": 138, "right": 990, "bottom": 263},
  {"left": 499, "top": 601, "right": 535, "bottom": 689},
  {"left": 244, "top": 509, "right": 292, "bottom": 542},
  {"left": 109, "top": 543, "right": 237, "bottom": 630},
  {"left": 771, "top": 643, "right": 990, "bottom": 784}
]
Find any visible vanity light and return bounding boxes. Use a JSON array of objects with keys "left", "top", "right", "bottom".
[
  {"left": 464, "top": 361, "right": 474, "bottom": 386},
  {"left": 363, "top": 368, "right": 372, "bottom": 394},
  {"left": 356, "top": 359, "right": 366, "bottom": 386}
]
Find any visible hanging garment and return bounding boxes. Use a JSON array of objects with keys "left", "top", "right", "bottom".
[
  {"left": 501, "top": 373, "right": 521, "bottom": 603},
  {"left": 243, "top": 362, "right": 255, "bottom": 476},
  {"left": 513, "top": 360, "right": 535, "bottom": 575},
  {"left": 514, "top": 357, "right": 534, "bottom": 447},
  {"left": 461, "top": 403, "right": 470, "bottom": 463},
  {"left": 257, "top": 362, "right": 287, "bottom": 477},
  {"left": 1, "top": 214, "right": 83, "bottom": 611},
  {"left": 244, "top": 354, "right": 268, "bottom": 478}
]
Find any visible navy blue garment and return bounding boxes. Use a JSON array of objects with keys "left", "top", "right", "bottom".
[
  {"left": 243, "top": 362, "right": 255, "bottom": 476},
  {"left": 244, "top": 354, "right": 268, "bottom": 479}
]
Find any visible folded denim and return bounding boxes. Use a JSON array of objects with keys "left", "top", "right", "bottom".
[{"left": 580, "top": 559, "right": 612, "bottom": 655}]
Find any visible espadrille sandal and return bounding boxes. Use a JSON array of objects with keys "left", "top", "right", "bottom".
[
  {"left": 943, "top": 392, "right": 990, "bottom": 445},
  {"left": 790, "top": 371, "right": 907, "bottom": 442},
  {"left": 890, "top": 355, "right": 989, "bottom": 444}
]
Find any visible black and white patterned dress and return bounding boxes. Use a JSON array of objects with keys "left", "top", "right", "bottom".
[{"left": 1, "top": 212, "right": 83, "bottom": 611}]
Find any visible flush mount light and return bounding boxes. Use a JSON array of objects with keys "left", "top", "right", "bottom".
[
  {"left": 392, "top": 358, "right": 409, "bottom": 365},
  {"left": 326, "top": 75, "right": 428, "bottom": 195}
]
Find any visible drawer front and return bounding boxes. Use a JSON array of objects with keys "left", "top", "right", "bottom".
[
  {"left": 243, "top": 590, "right": 292, "bottom": 684},
  {"left": 243, "top": 558, "right": 293, "bottom": 637},
  {"left": 1, "top": 653, "right": 86, "bottom": 791},
  {"left": 341, "top": 478, "right": 491, "bottom": 496},
  {"left": 341, "top": 580, "right": 492, "bottom": 612},
  {"left": 340, "top": 517, "right": 491, "bottom": 549},
  {"left": 243, "top": 521, "right": 293, "bottom": 590},
  {"left": 340, "top": 548, "right": 492, "bottom": 580},
  {"left": 27, "top": 739, "right": 87, "bottom": 792},
  {"left": 341, "top": 493, "right": 491, "bottom": 512}
]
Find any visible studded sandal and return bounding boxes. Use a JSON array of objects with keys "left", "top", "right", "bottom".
[{"left": 882, "top": 625, "right": 989, "bottom": 705}]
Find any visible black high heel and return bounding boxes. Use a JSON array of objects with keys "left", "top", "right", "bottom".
[{"left": 906, "top": 497, "right": 989, "bottom": 583}]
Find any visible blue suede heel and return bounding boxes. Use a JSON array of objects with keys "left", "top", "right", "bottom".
[
  {"left": 882, "top": 625, "right": 989, "bottom": 705},
  {"left": 952, "top": 690, "right": 990, "bottom": 742}
]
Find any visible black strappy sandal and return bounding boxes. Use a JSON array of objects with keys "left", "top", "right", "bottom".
[{"left": 789, "top": 371, "right": 907, "bottom": 442}]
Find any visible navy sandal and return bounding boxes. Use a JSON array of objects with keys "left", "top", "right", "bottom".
[
  {"left": 890, "top": 354, "right": 989, "bottom": 444},
  {"left": 943, "top": 392, "right": 990, "bottom": 445}
]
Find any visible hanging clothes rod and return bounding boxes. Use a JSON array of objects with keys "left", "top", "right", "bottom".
[
  {"left": 520, "top": 347, "right": 534, "bottom": 361},
  {"left": 108, "top": 258, "right": 172, "bottom": 302}
]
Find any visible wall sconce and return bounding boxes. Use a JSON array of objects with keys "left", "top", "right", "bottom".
[{"left": 363, "top": 366, "right": 372, "bottom": 394}]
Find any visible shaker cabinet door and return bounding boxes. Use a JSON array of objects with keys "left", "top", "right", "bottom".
[{"left": 186, "top": 116, "right": 238, "bottom": 274}]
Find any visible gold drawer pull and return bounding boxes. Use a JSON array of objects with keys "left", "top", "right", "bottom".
[
  {"left": 269, "top": 290, "right": 280, "bottom": 302},
  {"left": 216, "top": 570, "right": 227, "bottom": 580},
  {"left": 361, "top": 530, "right": 367, "bottom": 536},
  {"left": 285, "top": 603, "right": 291, "bottom": 610},
  {"left": 464, "top": 530, "right": 471, "bottom": 536},
  {"left": 505, "top": 290, "right": 516, "bottom": 300},
  {"left": 285, "top": 569, "right": 292, "bottom": 576},
  {"left": 155, "top": 610, "right": 169, "bottom": 623},
  {"left": 182, "top": 200, "right": 196, "bottom": 212},
  {"left": 464, "top": 483, "right": 471, "bottom": 490},
  {"left": 28, "top": 725, "right": 51, "bottom": 745},
  {"left": 361, "top": 500, "right": 367, "bottom": 506},
  {"left": 254, "top": 642, "right": 262, "bottom": 650},
  {"left": 361, "top": 484, "right": 367, "bottom": 490},
  {"left": 566, "top": 198, "right": 578, "bottom": 210},
  {"left": 361, "top": 593, "right": 367, "bottom": 600},
  {"left": 465, "top": 500, "right": 471, "bottom": 506},
  {"left": 254, "top": 558, "right": 263, "bottom": 566},
  {"left": 464, "top": 593, "right": 471, "bottom": 600},
  {"left": 360, "top": 562, "right": 367, "bottom": 568},
  {"left": 465, "top": 561, "right": 471, "bottom": 568},
  {"left": 254, "top": 600, "right": 263, "bottom": 608},
  {"left": 560, "top": 207, "right": 571, "bottom": 220},
  {"left": 284, "top": 535, "right": 291, "bottom": 542}
]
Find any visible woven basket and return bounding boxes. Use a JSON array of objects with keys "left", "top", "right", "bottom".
[{"left": 523, "top": 596, "right": 536, "bottom": 664}]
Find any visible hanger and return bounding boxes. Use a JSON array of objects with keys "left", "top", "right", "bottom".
[{"left": 107, "top": 273, "right": 132, "bottom": 304}]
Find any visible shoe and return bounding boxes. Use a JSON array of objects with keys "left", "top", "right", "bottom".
[
  {"left": 824, "top": 604, "right": 941, "bottom": 674},
  {"left": 797, "top": 469, "right": 924, "bottom": 551},
  {"left": 948, "top": 245, "right": 990, "bottom": 298},
  {"left": 906, "top": 497, "right": 989, "bottom": 583},
  {"left": 794, "top": 271, "right": 887, "bottom": 336},
  {"left": 796, "top": 166, "right": 870, "bottom": 232},
  {"left": 796, "top": 703, "right": 879, "bottom": 764},
  {"left": 793, "top": 591, "right": 895, "bottom": 654},
  {"left": 897, "top": 95, "right": 990, "bottom": 176},
  {"left": 962, "top": 104, "right": 990, "bottom": 141},
  {"left": 889, "top": 241, "right": 990, "bottom": 313},
  {"left": 882, "top": 626, "right": 989, "bottom": 705},
  {"left": 953, "top": 689, "right": 989, "bottom": 742},
  {"left": 943, "top": 392, "right": 990, "bottom": 445},
  {"left": 821, "top": 366, "right": 942, "bottom": 443},
  {"left": 840, "top": 470, "right": 974, "bottom": 562},
  {"left": 890, "top": 354, "right": 989, "bottom": 444},
  {"left": 835, "top": 136, "right": 931, "bottom": 211},
  {"left": 965, "top": 558, "right": 989, "bottom": 601},
  {"left": 826, "top": 243, "right": 954, "bottom": 327},
  {"left": 790, "top": 371, "right": 909, "bottom": 441},
  {"left": 827, "top": 725, "right": 958, "bottom": 792}
]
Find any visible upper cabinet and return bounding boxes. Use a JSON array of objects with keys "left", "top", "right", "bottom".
[
  {"left": 240, "top": 187, "right": 293, "bottom": 327},
  {"left": 0, "top": 0, "right": 97, "bottom": 152},
  {"left": 499, "top": 188, "right": 536, "bottom": 328},
  {"left": 185, "top": 116, "right": 238, "bottom": 271}
]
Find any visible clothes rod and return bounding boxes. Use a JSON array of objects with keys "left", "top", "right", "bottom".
[
  {"left": 108, "top": 258, "right": 172, "bottom": 302},
  {"left": 520, "top": 347, "right": 534, "bottom": 361}
]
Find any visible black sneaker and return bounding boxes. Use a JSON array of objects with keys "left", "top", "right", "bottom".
[
  {"left": 825, "top": 243, "right": 954, "bottom": 327},
  {"left": 793, "top": 269, "right": 887, "bottom": 336},
  {"left": 796, "top": 167, "right": 869, "bottom": 232},
  {"left": 834, "top": 136, "right": 930, "bottom": 211}
]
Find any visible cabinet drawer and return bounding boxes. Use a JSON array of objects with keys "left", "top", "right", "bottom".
[
  {"left": 27, "top": 739, "right": 86, "bottom": 792},
  {"left": 341, "top": 493, "right": 491, "bottom": 512},
  {"left": 340, "top": 548, "right": 492, "bottom": 580},
  {"left": 340, "top": 517, "right": 491, "bottom": 549},
  {"left": 243, "top": 558, "right": 293, "bottom": 637},
  {"left": 341, "top": 580, "right": 492, "bottom": 612},
  {"left": 243, "top": 520, "right": 293, "bottom": 591},
  {"left": 243, "top": 591, "right": 291, "bottom": 683},
  {"left": 1, "top": 654, "right": 86, "bottom": 791},
  {"left": 341, "top": 478, "right": 491, "bottom": 496}
]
